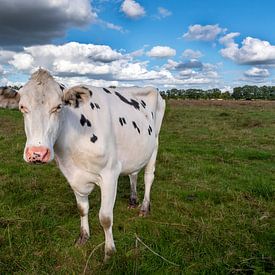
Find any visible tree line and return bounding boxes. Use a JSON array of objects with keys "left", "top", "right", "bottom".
[
  {"left": 160, "top": 85, "right": 275, "bottom": 100},
  {"left": 5, "top": 84, "right": 275, "bottom": 100}
]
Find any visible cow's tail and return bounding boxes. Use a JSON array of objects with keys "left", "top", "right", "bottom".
[{"left": 154, "top": 92, "right": 166, "bottom": 137}]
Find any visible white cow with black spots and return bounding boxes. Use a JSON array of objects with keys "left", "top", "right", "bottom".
[{"left": 18, "top": 69, "right": 165, "bottom": 261}]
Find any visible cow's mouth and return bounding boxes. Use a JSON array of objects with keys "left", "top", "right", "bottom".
[{"left": 29, "top": 160, "right": 47, "bottom": 165}]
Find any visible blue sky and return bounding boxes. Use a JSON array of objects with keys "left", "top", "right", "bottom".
[{"left": 0, "top": 0, "right": 274, "bottom": 91}]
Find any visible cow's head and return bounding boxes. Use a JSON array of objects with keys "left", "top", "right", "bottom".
[{"left": 19, "top": 69, "right": 91, "bottom": 164}]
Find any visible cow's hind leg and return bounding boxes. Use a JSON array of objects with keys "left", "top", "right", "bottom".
[
  {"left": 99, "top": 169, "right": 119, "bottom": 262},
  {"left": 74, "top": 192, "right": 90, "bottom": 245},
  {"left": 128, "top": 172, "right": 138, "bottom": 208},
  {"left": 139, "top": 141, "right": 159, "bottom": 217}
]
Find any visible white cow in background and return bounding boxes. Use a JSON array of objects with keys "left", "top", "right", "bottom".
[
  {"left": 0, "top": 87, "right": 20, "bottom": 109},
  {"left": 18, "top": 69, "right": 165, "bottom": 260}
]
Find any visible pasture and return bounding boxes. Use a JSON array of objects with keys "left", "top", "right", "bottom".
[{"left": 0, "top": 99, "right": 274, "bottom": 274}]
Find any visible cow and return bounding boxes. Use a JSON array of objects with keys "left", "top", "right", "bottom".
[
  {"left": 0, "top": 86, "right": 20, "bottom": 109},
  {"left": 18, "top": 69, "right": 165, "bottom": 261}
]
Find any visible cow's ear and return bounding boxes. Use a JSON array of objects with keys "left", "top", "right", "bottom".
[{"left": 62, "top": 86, "right": 92, "bottom": 108}]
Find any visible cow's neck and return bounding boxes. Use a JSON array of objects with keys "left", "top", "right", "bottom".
[{"left": 54, "top": 106, "right": 85, "bottom": 155}]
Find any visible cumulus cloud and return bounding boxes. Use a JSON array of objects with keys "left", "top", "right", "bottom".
[
  {"left": 121, "top": 0, "right": 145, "bottom": 19},
  {"left": 0, "top": 0, "right": 96, "bottom": 47},
  {"left": 165, "top": 59, "right": 207, "bottom": 71},
  {"left": 244, "top": 67, "right": 270, "bottom": 78},
  {"left": 183, "top": 24, "right": 225, "bottom": 41},
  {"left": 220, "top": 36, "right": 275, "bottom": 65},
  {"left": 182, "top": 49, "right": 203, "bottom": 59},
  {"left": 161, "top": 58, "right": 220, "bottom": 87},
  {"left": 0, "top": 50, "right": 15, "bottom": 63},
  {"left": 1, "top": 41, "right": 222, "bottom": 89},
  {"left": 219, "top": 32, "right": 240, "bottom": 46},
  {"left": 156, "top": 7, "right": 172, "bottom": 19},
  {"left": 9, "top": 53, "right": 34, "bottom": 71},
  {"left": 175, "top": 60, "right": 203, "bottom": 70},
  {"left": 5, "top": 42, "right": 165, "bottom": 83},
  {"left": 7, "top": 43, "right": 124, "bottom": 77},
  {"left": 146, "top": 46, "right": 176, "bottom": 58}
]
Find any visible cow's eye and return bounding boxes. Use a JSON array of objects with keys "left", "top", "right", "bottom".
[
  {"left": 50, "top": 104, "right": 62, "bottom": 113},
  {"left": 19, "top": 105, "right": 29, "bottom": 113}
]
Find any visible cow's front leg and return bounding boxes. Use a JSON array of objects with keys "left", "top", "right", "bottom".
[
  {"left": 99, "top": 171, "right": 119, "bottom": 262},
  {"left": 74, "top": 192, "right": 90, "bottom": 245}
]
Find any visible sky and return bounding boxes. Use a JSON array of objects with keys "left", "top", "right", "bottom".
[{"left": 0, "top": 0, "right": 275, "bottom": 91}]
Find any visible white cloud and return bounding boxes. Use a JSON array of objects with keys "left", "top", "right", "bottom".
[
  {"left": 1, "top": 42, "right": 222, "bottom": 90},
  {"left": 219, "top": 32, "right": 240, "bottom": 46},
  {"left": 5, "top": 42, "right": 165, "bottom": 82},
  {"left": 182, "top": 49, "right": 203, "bottom": 59},
  {"left": 244, "top": 67, "right": 270, "bottom": 78},
  {"left": 0, "top": 50, "right": 16, "bottom": 62},
  {"left": 129, "top": 48, "right": 145, "bottom": 57},
  {"left": 104, "top": 21, "right": 124, "bottom": 32},
  {"left": 156, "top": 7, "right": 172, "bottom": 19},
  {"left": 9, "top": 53, "right": 34, "bottom": 70},
  {"left": 147, "top": 46, "right": 176, "bottom": 58},
  {"left": 26, "top": 42, "right": 123, "bottom": 64},
  {"left": 160, "top": 58, "right": 220, "bottom": 88},
  {"left": 220, "top": 36, "right": 275, "bottom": 65},
  {"left": 183, "top": 24, "right": 225, "bottom": 41},
  {"left": 121, "top": 0, "right": 145, "bottom": 19}
]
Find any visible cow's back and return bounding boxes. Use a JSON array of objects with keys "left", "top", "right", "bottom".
[{"left": 58, "top": 86, "right": 165, "bottom": 176}]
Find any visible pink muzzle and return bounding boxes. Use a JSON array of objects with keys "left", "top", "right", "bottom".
[{"left": 25, "top": 146, "right": 50, "bottom": 163}]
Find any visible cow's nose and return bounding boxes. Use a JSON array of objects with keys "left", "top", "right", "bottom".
[{"left": 25, "top": 146, "right": 50, "bottom": 163}]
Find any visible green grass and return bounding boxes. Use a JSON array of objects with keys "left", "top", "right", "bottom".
[{"left": 0, "top": 100, "right": 274, "bottom": 274}]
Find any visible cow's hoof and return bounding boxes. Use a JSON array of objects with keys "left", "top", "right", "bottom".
[
  {"left": 139, "top": 203, "right": 150, "bottom": 217},
  {"left": 75, "top": 227, "right": 89, "bottom": 246},
  {"left": 104, "top": 247, "right": 116, "bottom": 263},
  {"left": 128, "top": 197, "right": 138, "bottom": 209},
  {"left": 139, "top": 209, "right": 150, "bottom": 217}
]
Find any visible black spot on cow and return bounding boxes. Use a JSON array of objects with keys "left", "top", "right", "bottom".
[
  {"left": 119, "top": 117, "right": 127, "bottom": 126},
  {"left": 80, "top": 114, "right": 86, "bottom": 126},
  {"left": 115, "top": 92, "right": 140, "bottom": 110},
  {"left": 81, "top": 86, "right": 93, "bottom": 96},
  {"left": 130, "top": 99, "right": 140, "bottom": 110},
  {"left": 119, "top": 118, "right": 123, "bottom": 126},
  {"left": 90, "top": 102, "right": 100, "bottom": 110},
  {"left": 148, "top": 125, "right": 152, "bottom": 135},
  {"left": 141, "top": 100, "right": 146, "bottom": 108},
  {"left": 132, "top": 121, "right": 140, "bottom": 134},
  {"left": 90, "top": 134, "right": 98, "bottom": 143},
  {"left": 80, "top": 114, "right": 91, "bottom": 127},
  {"left": 151, "top": 112, "right": 154, "bottom": 119},
  {"left": 75, "top": 99, "right": 79, "bottom": 108},
  {"left": 103, "top": 88, "right": 112, "bottom": 94}
]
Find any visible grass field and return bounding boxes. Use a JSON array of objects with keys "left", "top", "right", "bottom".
[{"left": 0, "top": 100, "right": 274, "bottom": 274}]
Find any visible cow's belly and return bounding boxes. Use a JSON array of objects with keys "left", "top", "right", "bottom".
[{"left": 117, "top": 136, "right": 156, "bottom": 175}]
